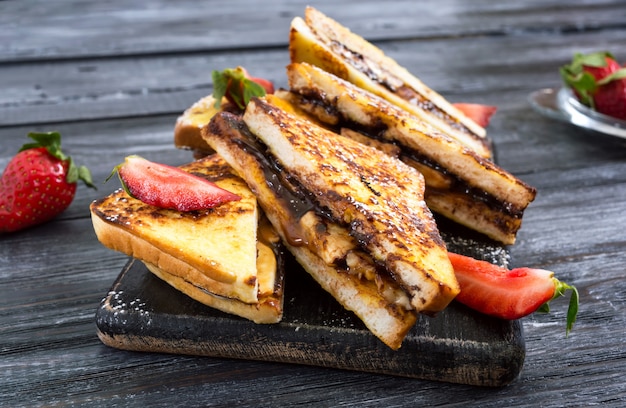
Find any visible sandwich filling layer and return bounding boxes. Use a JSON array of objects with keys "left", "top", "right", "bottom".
[
  {"left": 284, "top": 62, "right": 537, "bottom": 244},
  {"left": 213, "top": 97, "right": 460, "bottom": 315},
  {"left": 289, "top": 7, "right": 491, "bottom": 157},
  {"left": 204, "top": 111, "right": 420, "bottom": 349}
]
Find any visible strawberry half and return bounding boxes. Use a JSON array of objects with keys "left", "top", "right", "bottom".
[
  {"left": 111, "top": 155, "right": 241, "bottom": 211},
  {"left": 0, "top": 131, "right": 95, "bottom": 233},
  {"left": 560, "top": 51, "right": 626, "bottom": 120},
  {"left": 212, "top": 66, "right": 274, "bottom": 110},
  {"left": 453, "top": 103, "right": 497, "bottom": 128},
  {"left": 448, "top": 252, "right": 579, "bottom": 335}
]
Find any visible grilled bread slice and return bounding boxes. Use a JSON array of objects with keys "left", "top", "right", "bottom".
[
  {"left": 286, "top": 62, "right": 537, "bottom": 244},
  {"left": 142, "top": 213, "right": 284, "bottom": 324},
  {"left": 173, "top": 91, "right": 326, "bottom": 158},
  {"left": 241, "top": 97, "right": 459, "bottom": 314},
  {"left": 174, "top": 95, "right": 224, "bottom": 157},
  {"left": 289, "top": 6, "right": 492, "bottom": 158},
  {"left": 90, "top": 155, "right": 284, "bottom": 323},
  {"left": 203, "top": 110, "right": 418, "bottom": 349}
]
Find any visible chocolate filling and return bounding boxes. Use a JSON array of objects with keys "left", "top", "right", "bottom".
[
  {"left": 293, "top": 93, "right": 524, "bottom": 219},
  {"left": 223, "top": 115, "right": 336, "bottom": 242},
  {"left": 218, "top": 114, "right": 401, "bottom": 284},
  {"left": 326, "top": 39, "right": 475, "bottom": 136}
]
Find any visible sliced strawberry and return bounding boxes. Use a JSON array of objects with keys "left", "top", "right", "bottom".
[
  {"left": 111, "top": 155, "right": 240, "bottom": 211},
  {"left": 448, "top": 252, "right": 578, "bottom": 335},
  {"left": 212, "top": 66, "right": 274, "bottom": 110},
  {"left": 453, "top": 103, "right": 497, "bottom": 127}
]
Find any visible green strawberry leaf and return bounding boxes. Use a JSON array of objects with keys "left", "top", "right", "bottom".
[
  {"left": 65, "top": 157, "right": 79, "bottom": 184},
  {"left": 598, "top": 67, "right": 626, "bottom": 85},
  {"left": 212, "top": 67, "right": 267, "bottom": 109},
  {"left": 537, "top": 278, "right": 579, "bottom": 336},
  {"left": 21, "top": 131, "right": 96, "bottom": 189},
  {"left": 242, "top": 78, "right": 266, "bottom": 106},
  {"left": 573, "top": 51, "right": 614, "bottom": 69},
  {"left": 21, "top": 131, "right": 66, "bottom": 160},
  {"left": 560, "top": 68, "right": 598, "bottom": 107},
  {"left": 106, "top": 160, "right": 135, "bottom": 198},
  {"left": 563, "top": 51, "right": 614, "bottom": 75},
  {"left": 212, "top": 69, "right": 230, "bottom": 108},
  {"left": 78, "top": 165, "right": 96, "bottom": 189}
]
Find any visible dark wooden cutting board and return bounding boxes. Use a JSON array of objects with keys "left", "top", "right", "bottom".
[{"left": 95, "top": 217, "right": 525, "bottom": 387}]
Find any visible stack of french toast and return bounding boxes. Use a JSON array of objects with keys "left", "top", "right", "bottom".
[{"left": 90, "top": 7, "right": 536, "bottom": 350}]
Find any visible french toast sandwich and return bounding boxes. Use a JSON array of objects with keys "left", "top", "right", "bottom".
[
  {"left": 284, "top": 62, "right": 536, "bottom": 245},
  {"left": 90, "top": 154, "right": 285, "bottom": 324},
  {"left": 202, "top": 97, "right": 460, "bottom": 349},
  {"left": 289, "top": 6, "right": 492, "bottom": 158}
]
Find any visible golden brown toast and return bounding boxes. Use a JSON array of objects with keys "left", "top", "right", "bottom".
[
  {"left": 203, "top": 111, "right": 418, "bottom": 349},
  {"left": 240, "top": 97, "right": 459, "bottom": 314},
  {"left": 90, "top": 155, "right": 284, "bottom": 322},
  {"left": 286, "top": 62, "right": 537, "bottom": 244},
  {"left": 173, "top": 91, "right": 326, "bottom": 158},
  {"left": 142, "top": 214, "right": 284, "bottom": 324},
  {"left": 289, "top": 7, "right": 492, "bottom": 158},
  {"left": 173, "top": 95, "right": 224, "bottom": 156}
]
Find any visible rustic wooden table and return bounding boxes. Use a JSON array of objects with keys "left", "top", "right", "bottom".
[{"left": 2, "top": 1, "right": 626, "bottom": 406}]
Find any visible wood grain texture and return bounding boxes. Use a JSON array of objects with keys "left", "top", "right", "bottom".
[
  {"left": 4, "top": 29, "right": 626, "bottom": 128},
  {"left": 1, "top": 0, "right": 626, "bottom": 406},
  {"left": 1, "top": 0, "right": 625, "bottom": 62}
]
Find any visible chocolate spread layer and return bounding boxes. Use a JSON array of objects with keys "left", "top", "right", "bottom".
[{"left": 293, "top": 93, "right": 525, "bottom": 219}]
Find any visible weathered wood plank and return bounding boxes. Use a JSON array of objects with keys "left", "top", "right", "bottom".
[
  {"left": 1, "top": 101, "right": 625, "bottom": 398},
  {"left": 2, "top": 0, "right": 625, "bottom": 62},
  {"left": 2, "top": 29, "right": 625, "bottom": 128},
  {"left": 2, "top": 0, "right": 626, "bottom": 406}
]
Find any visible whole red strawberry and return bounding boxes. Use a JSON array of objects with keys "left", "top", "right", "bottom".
[
  {"left": 593, "top": 75, "right": 626, "bottom": 120},
  {"left": 561, "top": 51, "right": 626, "bottom": 120},
  {"left": 0, "top": 131, "right": 95, "bottom": 233}
]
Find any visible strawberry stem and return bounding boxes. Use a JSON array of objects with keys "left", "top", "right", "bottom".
[
  {"left": 106, "top": 160, "right": 135, "bottom": 198},
  {"left": 538, "top": 278, "right": 579, "bottom": 336},
  {"left": 22, "top": 131, "right": 96, "bottom": 189}
]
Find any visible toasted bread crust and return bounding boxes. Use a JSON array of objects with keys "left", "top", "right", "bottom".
[
  {"left": 203, "top": 112, "right": 417, "bottom": 349},
  {"left": 174, "top": 95, "right": 222, "bottom": 153},
  {"left": 174, "top": 92, "right": 325, "bottom": 158},
  {"left": 286, "top": 62, "right": 537, "bottom": 244},
  {"left": 290, "top": 7, "right": 491, "bottom": 158},
  {"left": 90, "top": 155, "right": 261, "bottom": 304},
  {"left": 144, "top": 258, "right": 283, "bottom": 324},
  {"left": 286, "top": 243, "right": 417, "bottom": 350}
]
